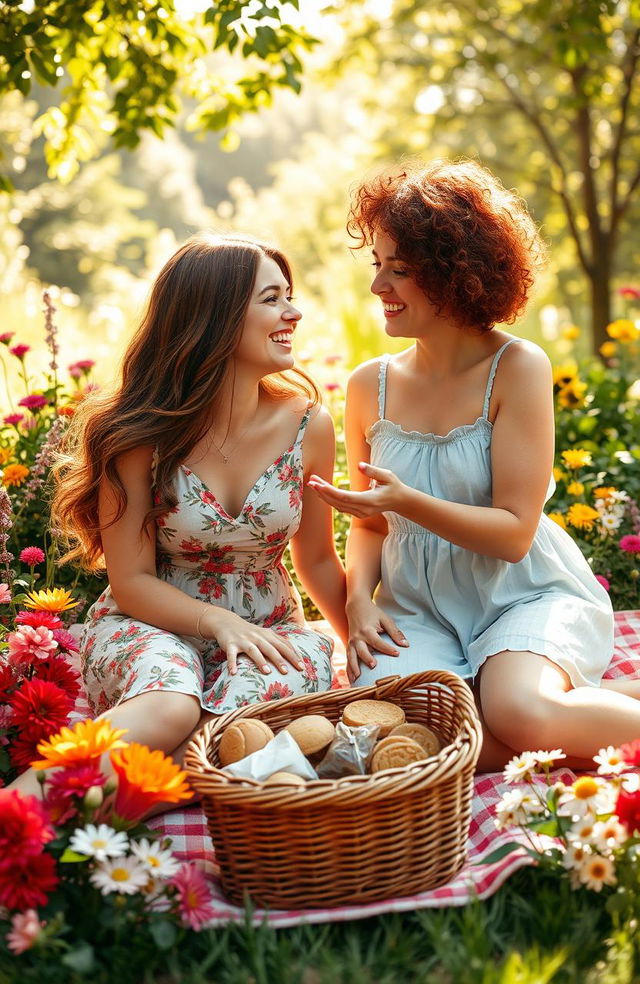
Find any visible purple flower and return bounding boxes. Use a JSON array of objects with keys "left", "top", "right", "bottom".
[
  {"left": 18, "top": 395, "right": 47, "bottom": 411},
  {"left": 19, "top": 547, "right": 45, "bottom": 566}
]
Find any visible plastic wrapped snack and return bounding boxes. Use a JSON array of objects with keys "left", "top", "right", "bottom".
[{"left": 315, "top": 722, "right": 381, "bottom": 778}]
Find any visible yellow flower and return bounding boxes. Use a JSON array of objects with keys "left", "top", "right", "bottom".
[
  {"left": 552, "top": 467, "right": 566, "bottom": 483},
  {"left": 0, "top": 447, "right": 13, "bottom": 466},
  {"left": 24, "top": 587, "right": 78, "bottom": 612},
  {"left": 552, "top": 362, "right": 578, "bottom": 388},
  {"left": 566, "top": 503, "right": 600, "bottom": 531},
  {"left": 606, "top": 319, "right": 638, "bottom": 343},
  {"left": 2, "top": 463, "right": 29, "bottom": 487},
  {"left": 572, "top": 776, "right": 600, "bottom": 800},
  {"left": 556, "top": 379, "right": 587, "bottom": 409},
  {"left": 31, "top": 718, "right": 129, "bottom": 769},
  {"left": 566, "top": 481, "right": 584, "bottom": 496},
  {"left": 561, "top": 448, "right": 592, "bottom": 470},
  {"left": 547, "top": 512, "right": 567, "bottom": 530},
  {"left": 593, "top": 486, "right": 616, "bottom": 502},
  {"left": 599, "top": 341, "right": 617, "bottom": 359},
  {"left": 561, "top": 324, "right": 580, "bottom": 341}
]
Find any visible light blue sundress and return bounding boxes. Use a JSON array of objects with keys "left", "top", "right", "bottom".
[{"left": 354, "top": 339, "right": 614, "bottom": 689}]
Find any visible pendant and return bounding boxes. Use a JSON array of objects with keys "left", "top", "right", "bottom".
[{"left": 221, "top": 454, "right": 229, "bottom": 464}]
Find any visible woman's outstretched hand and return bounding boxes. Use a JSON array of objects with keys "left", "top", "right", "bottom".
[
  {"left": 200, "top": 608, "right": 303, "bottom": 677},
  {"left": 345, "top": 596, "right": 409, "bottom": 683},
  {"left": 307, "top": 461, "right": 405, "bottom": 518}
]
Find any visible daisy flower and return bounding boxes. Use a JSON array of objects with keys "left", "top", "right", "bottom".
[
  {"left": 90, "top": 856, "right": 150, "bottom": 896},
  {"left": 566, "top": 818, "right": 597, "bottom": 844},
  {"left": 495, "top": 788, "right": 544, "bottom": 829},
  {"left": 503, "top": 751, "right": 538, "bottom": 783},
  {"left": 578, "top": 853, "right": 617, "bottom": 892},
  {"left": 130, "top": 838, "right": 181, "bottom": 879},
  {"left": 532, "top": 749, "right": 566, "bottom": 770},
  {"left": 561, "top": 448, "right": 592, "bottom": 470},
  {"left": 562, "top": 841, "right": 590, "bottom": 871},
  {"left": 24, "top": 587, "right": 78, "bottom": 612},
  {"left": 591, "top": 818, "right": 627, "bottom": 852},
  {"left": 593, "top": 745, "right": 627, "bottom": 776},
  {"left": 557, "top": 776, "right": 613, "bottom": 819},
  {"left": 69, "top": 823, "right": 129, "bottom": 861}
]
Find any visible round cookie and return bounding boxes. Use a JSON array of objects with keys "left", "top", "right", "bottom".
[
  {"left": 370, "top": 735, "right": 427, "bottom": 773},
  {"left": 342, "top": 699, "right": 405, "bottom": 737},
  {"left": 284, "top": 715, "right": 335, "bottom": 756},
  {"left": 218, "top": 718, "right": 275, "bottom": 766},
  {"left": 263, "top": 771, "right": 307, "bottom": 787},
  {"left": 389, "top": 722, "right": 441, "bottom": 756}
]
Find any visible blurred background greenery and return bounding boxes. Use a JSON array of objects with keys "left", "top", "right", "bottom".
[{"left": 1, "top": 0, "right": 639, "bottom": 383}]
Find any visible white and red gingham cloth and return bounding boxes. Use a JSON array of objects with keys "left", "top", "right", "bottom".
[{"left": 76, "top": 611, "right": 640, "bottom": 926}]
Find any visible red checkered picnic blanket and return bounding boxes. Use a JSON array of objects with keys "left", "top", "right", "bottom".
[{"left": 75, "top": 611, "right": 640, "bottom": 926}]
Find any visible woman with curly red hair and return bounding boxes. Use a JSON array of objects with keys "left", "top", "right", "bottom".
[{"left": 309, "top": 159, "right": 640, "bottom": 768}]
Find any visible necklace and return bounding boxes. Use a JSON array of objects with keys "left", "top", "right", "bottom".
[{"left": 209, "top": 408, "right": 258, "bottom": 465}]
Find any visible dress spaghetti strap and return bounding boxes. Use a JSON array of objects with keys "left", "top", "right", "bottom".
[
  {"left": 295, "top": 404, "right": 313, "bottom": 443},
  {"left": 482, "top": 339, "right": 517, "bottom": 419},
  {"left": 377, "top": 356, "right": 390, "bottom": 420}
]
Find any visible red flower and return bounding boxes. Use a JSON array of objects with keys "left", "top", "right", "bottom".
[
  {"left": 9, "top": 344, "right": 30, "bottom": 360},
  {"left": 261, "top": 681, "right": 294, "bottom": 701},
  {"left": 0, "top": 662, "right": 16, "bottom": 703},
  {"left": 18, "top": 394, "right": 48, "bottom": 412},
  {"left": 263, "top": 602, "right": 287, "bottom": 628},
  {"left": 251, "top": 570, "right": 267, "bottom": 587},
  {"left": 10, "top": 678, "right": 72, "bottom": 734},
  {"left": 15, "top": 610, "right": 63, "bottom": 631},
  {"left": 620, "top": 739, "right": 640, "bottom": 768},
  {"left": 19, "top": 546, "right": 45, "bottom": 566},
  {"left": 35, "top": 655, "right": 81, "bottom": 700},
  {"left": 619, "top": 534, "right": 640, "bottom": 553},
  {"left": 45, "top": 762, "right": 106, "bottom": 822},
  {"left": 9, "top": 730, "right": 46, "bottom": 772},
  {"left": 0, "top": 789, "right": 54, "bottom": 858},
  {"left": 301, "top": 657, "right": 317, "bottom": 682},
  {"left": 51, "top": 628, "right": 80, "bottom": 654},
  {"left": 615, "top": 786, "right": 640, "bottom": 834},
  {"left": 0, "top": 852, "right": 58, "bottom": 910}
]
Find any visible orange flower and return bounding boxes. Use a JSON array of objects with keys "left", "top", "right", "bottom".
[
  {"left": 24, "top": 588, "right": 78, "bottom": 612},
  {"left": 31, "top": 718, "right": 129, "bottom": 769},
  {"left": 57, "top": 405, "right": 75, "bottom": 418},
  {"left": 110, "top": 743, "right": 192, "bottom": 822},
  {"left": 2, "top": 463, "right": 29, "bottom": 487}
]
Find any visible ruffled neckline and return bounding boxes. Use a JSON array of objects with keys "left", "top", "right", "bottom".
[{"left": 368, "top": 415, "right": 492, "bottom": 446}]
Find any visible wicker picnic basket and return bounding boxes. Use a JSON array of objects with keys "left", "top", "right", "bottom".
[{"left": 183, "top": 670, "right": 482, "bottom": 909}]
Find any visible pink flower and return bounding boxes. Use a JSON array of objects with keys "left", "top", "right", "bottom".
[
  {"left": 6, "top": 909, "right": 44, "bottom": 954},
  {"left": 324, "top": 382, "right": 341, "bottom": 392},
  {"left": 594, "top": 574, "right": 610, "bottom": 591},
  {"left": 618, "top": 286, "right": 640, "bottom": 300},
  {"left": 7, "top": 625, "right": 59, "bottom": 663},
  {"left": 19, "top": 546, "right": 45, "bottom": 566},
  {"left": 9, "top": 344, "right": 30, "bottom": 360},
  {"left": 68, "top": 359, "right": 95, "bottom": 373},
  {"left": 0, "top": 582, "right": 11, "bottom": 603},
  {"left": 3, "top": 413, "right": 24, "bottom": 426},
  {"left": 323, "top": 354, "right": 342, "bottom": 365},
  {"left": 51, "top": 628, "right": 80, "bottom": 653},
  {"left": 18, "top": 394, "right": 47, "bottom": 412},
  {"left": 15, "top": 610, "right": 62, "bottom": 631},
  {"left": 68, "top": 366, "right": 82, "bottom": 379},
  {"left": 171, "top": 863, "right": 215, "bottom": 930},
  {"left": 0, "top": 332, "right": 15, "bottom": 344},
  {"left": 619, "top": 534, "right": 640, "bottom": 553}
]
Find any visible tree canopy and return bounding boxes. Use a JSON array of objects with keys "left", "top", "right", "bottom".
[
  {"left": 0, "top": 0, "right": 313, "bottom": 183},
  {"left": 332, "top": 0, "right": 640, "bottom": 351}
]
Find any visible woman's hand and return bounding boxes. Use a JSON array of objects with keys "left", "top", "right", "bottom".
[
  {"left": 345, "top": 596, "right": 408, "bottom": 683},
  {"left": 200, "top": 608, "right": 303, "bottom": 676},
  {"left": 307, "top": 461, "right": 406, "bottom": 518}
]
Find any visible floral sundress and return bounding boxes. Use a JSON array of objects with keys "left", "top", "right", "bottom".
[{"left": 80, "top": 407, "right": 334, "bottom": 716}]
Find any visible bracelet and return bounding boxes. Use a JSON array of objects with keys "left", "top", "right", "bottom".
[{"left": 195, "top": 604, "right": 209, "bottom": 640}]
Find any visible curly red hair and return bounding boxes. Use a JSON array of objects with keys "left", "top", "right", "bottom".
[{"left": 348, "top": 159, "right": 547, "bottom": 331}]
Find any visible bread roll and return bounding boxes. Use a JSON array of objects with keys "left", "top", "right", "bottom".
[
  {"left": 342, "top": 699, "right": 405, "bottom": 737},
  {"left": 284, "top": 715, "right": 335, "bottom": 756},
  {"left": 218, "top": 718, "right": 275, "bottom": 766},
  {"left": 263, "top": 771, "right": 307, "bottom": 787}
]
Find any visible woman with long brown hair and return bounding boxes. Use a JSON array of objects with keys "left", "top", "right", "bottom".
[{"left": 15, "top": 232, "right": 347, "bottom": 790}]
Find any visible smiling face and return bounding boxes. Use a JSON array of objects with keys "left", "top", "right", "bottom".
[
  {"left": 233, "top": 254, "right": 302, "bottom": 375},
  {"left": 371, "top": 230, "right": 441, "bottom": 338}
]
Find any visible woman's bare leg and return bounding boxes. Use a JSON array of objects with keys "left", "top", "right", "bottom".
[{"left": 480, "top": 650, "right": 640, "bottom": 761}]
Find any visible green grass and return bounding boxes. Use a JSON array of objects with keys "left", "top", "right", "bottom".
[{"left": 4, "top": 868, "right": 638, "bottom": 984}]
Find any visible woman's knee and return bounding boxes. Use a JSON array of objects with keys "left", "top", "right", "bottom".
[
  {"left": 481, "top": 690, "right": 559, "bottom": 752},
  {"left": 107, "top": 691, "right": 202, "bottom": 751}
]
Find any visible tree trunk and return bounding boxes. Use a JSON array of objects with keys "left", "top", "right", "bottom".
[{"left": 589, "top": 261, "right": 612, "bottom": 355}]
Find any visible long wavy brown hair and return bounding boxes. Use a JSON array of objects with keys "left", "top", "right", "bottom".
[{"left": 52, "top": 233, "right": 319, "bottom": 570}]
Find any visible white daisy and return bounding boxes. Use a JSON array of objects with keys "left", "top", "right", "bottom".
[
  {"left": 562, "top": 842, "right": 590, "bottom": 870},
  {"left": 532, "top": 749, "right": 566, "bottom": 770},
  {"left": 591, "top": 818, "right": 628, "bottom": 852},
  {"left": 90, "top": 856, "right": 150, "bottom": 895},
  {"left": 557, "top": 776, "right": 614, "bottom": 819},
  {"left": 495, "top": 788, "right": 544, "bottom": 829},
  {"left": 503, "top": 751, "right": 538, "bottom": 784},
  {"left": 69, "top": 824, "right": 129, "bottom": 862},
  {"left": 599, "top": 513, "right": 622, "bottom": 533},
  {"left": 578, "top": 853, "right": 617, "bottom": 892},
  {"left": 593, "top": 745, "right": 627, "bottom": 776},
  {"left": 130, "top": 838, "right": 181, "bottom": 880},
  {"left": 567, "top": 818, "right": 597, "bottom": 845}
]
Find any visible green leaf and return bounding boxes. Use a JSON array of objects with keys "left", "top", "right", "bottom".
[
  {"left": 59, "top": 848, "right": 90, "bottom": 863},
  {"left": 150, "top": 917, "right": 178, "bottom": 950},
  {"left": 62, "top": 943, "right": 95, "bottom": 973},
  {"left": 474, "top": 841, "right": 525, "bottom": 865}
]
